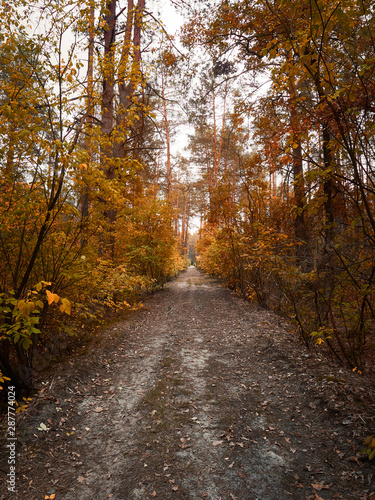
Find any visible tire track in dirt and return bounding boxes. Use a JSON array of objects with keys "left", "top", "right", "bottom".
[{"left": 2, "top": 267, "right": 375, "bottom": 499}]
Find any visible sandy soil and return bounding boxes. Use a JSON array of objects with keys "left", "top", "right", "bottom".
[{"left": 1, "top": 267, "right": 375, "bottom": 500}]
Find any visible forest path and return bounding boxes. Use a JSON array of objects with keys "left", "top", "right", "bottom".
[{"left": 2, "top": 267, "right": 375, "bottom": 500}]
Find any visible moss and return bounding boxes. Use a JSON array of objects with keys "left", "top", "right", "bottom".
[
  {"left": 179, "top": 400, "right": 191, "bottom": 409},
  {"left": 171, "top": 377, "right": 183, "bottom": 386},
  {"left": 317, "top": 375, "right": 346, "bottom": 383},
  {"left": 220, "top": 414, "right": 235, "bottom": 427},
  {"left": 161, "top": 356, "right": 175, "bottom": 368},
  {"left": 137, "top": 371, "right": 192, "bottom": 447}
]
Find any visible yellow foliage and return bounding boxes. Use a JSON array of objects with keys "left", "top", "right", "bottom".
[
  {"left": 46, "top": 290, "right": 60, "bottom": 305},
  {"left": 0, "top": 370, "right": 11, "bottom": 390},
  {"left": 59, "top": 298, "right": 71, "bottom": 315}
]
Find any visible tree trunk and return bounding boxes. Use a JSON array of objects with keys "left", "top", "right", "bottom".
[
  {"left": 115, "top": 0, "right": 145, "bottom": 158},
  {"left": 288, "top": 79, "right": 310, "bottom": 269},
  {"left": 100, "top": 0, "right": 117, "bottom": 258},
  {"left": 81, "top": 4, "right": 95, "bottom": 241},
  {"left": 322, "top": 123, "right": 335, "bottom": 246},
  {"left": 101, "top": 0, "right": 116, "bottom": 176},
  {"left": 161, "top": 72, "right": 172, "bottom": 198}
]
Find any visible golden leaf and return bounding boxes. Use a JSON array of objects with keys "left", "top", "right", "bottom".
[
  {"left": 59, "top": 298, "right": 71, "bottom": 315},
  {"left": 46, "top": 290, "right": 60, "bottom": 305}
]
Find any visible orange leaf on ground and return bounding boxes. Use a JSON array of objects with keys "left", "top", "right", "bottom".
[{"left": 312, "top": 483, "right": 331, "bottom": 491}]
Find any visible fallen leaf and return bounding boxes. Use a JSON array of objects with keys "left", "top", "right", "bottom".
[
  {"left": 172, "top": 486, "right": 179, "bottom": 491},
  {"left": 213, "top": 440, "right": 223, "bottom": 446},
  {"left": 94, "top": 407, "right": 104, "bottom": 413},
  {"left": 77, "top": 476, "right": 85, "bottom": 483},
  {"left": 38, "top": 422, "right": 50, "bottom": 432},
  {"left": 312, "top": 483, "right": 330, "bottom": 491},
  {"left": 179, "top": 443, "right": 191, "bottom": 449},
  {"left": 151, "top": 491, "right": 157, "bottom": 497},
  {"left": 348, "top": 456, "right": 362, "bottom": 466},
  {"left": 313, "top": 492, "right": 325, "bottom": 500}
]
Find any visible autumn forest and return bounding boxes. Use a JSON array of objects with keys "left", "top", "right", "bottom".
[{"left": 1, "top": 0, "right": 375, "bottom": 394}]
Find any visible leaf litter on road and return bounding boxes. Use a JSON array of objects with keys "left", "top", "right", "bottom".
[{"left": 3, "top": 268, "right": 375, "bottom": 499}]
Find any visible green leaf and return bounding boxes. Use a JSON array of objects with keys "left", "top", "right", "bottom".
[
  {"left": 22, "top": 338, "right": 32, "bottom": 350},
  {"left": 18, "top": 129, "right": 29, "bottom": 139},
  {"left": 364, "top": 435, "right": 374, "bottom": 446}
]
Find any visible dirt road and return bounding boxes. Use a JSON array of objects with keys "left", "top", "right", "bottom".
[{"left": 1, "top": 267, "right": 375, "bottom": 499}]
